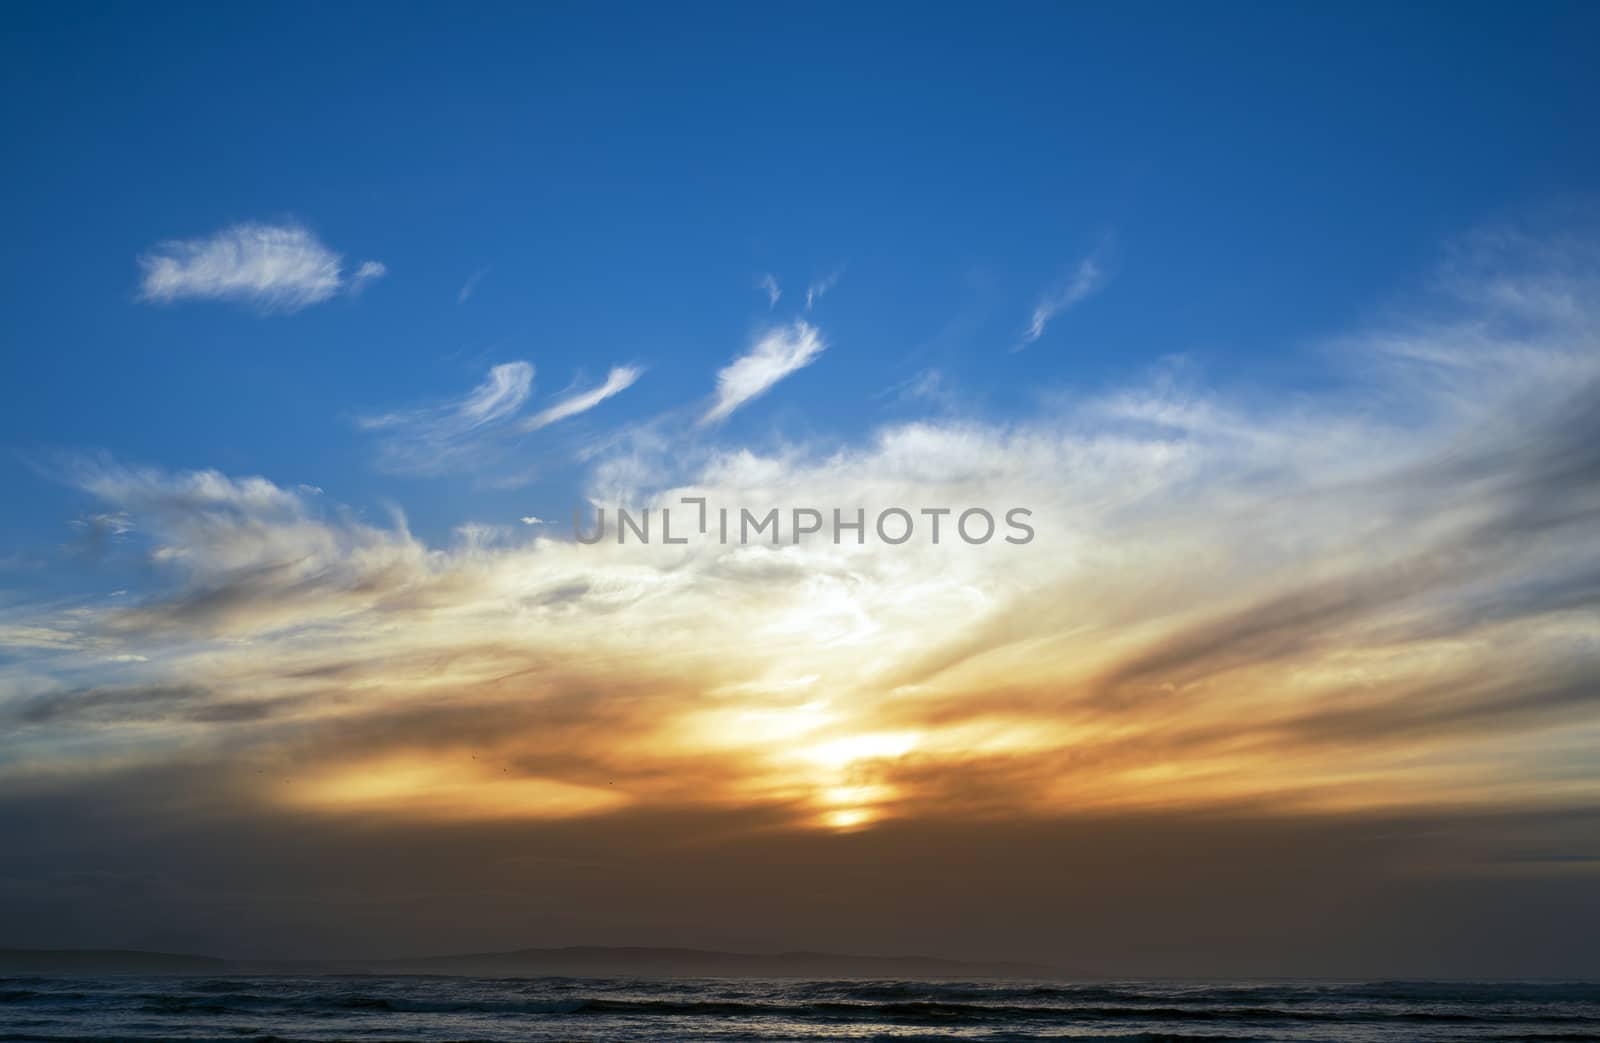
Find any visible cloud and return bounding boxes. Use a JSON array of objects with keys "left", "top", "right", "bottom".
[
  {"left": 458, "top": 268, "right": 488, "bottom": 303},
  {"left": 22, "top": 277, "right": 1600, "bottom": 828},
  {"left": 359, "top": 362, "right": 534, "bottom": 476},
  {"left": 457, "top": 363, "right": 535, "bottom": 425},
  {"left": 7, "top": 226, "right": 1600, "bottom": 973},
  {"left": 757, "top": 273, "right": 781, "bottom": 308},
  {"left": 1018, "top": 255, "right": 1106, "bottom": 347},
  {"left": 880, "top": 368, "right": 952, "bottom": 409},
  {"left": 137, "top": 222, "right": 385, "bottom": 313},
  {"left": 70, "top": 512, "right": 133, "bottom": 539},
  {"left": 700, "top": 321, "right": 825, "bottom": 425},
  {"left": 519, "top": 366, "right": 642, "bottom": 431},
  {"left": 805, "top": 271, "right": 841, "bottom": 310},
  {"left": 350, "top": 261, "right": 387, "bottom": 294}
]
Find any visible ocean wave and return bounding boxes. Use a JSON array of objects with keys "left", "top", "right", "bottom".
[
  {"left": 789, "top": 978, "right": 1600, "bottom": 1008},
  {"left": 115, "top": 990, "right": 1580, "bottom": 1025},
  {"left": 4, "top": 975, "right": 1598, "bottom": 1042},
  {"left": 0, "top": 1035, "right": 1279, "bottom": 1043}
]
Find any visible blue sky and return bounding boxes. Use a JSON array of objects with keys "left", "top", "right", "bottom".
[{"left": 5, "top": 1, "right": 1599, "bottom": 569}]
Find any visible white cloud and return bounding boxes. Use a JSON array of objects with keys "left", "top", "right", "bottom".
[
  {"left": 137, "top": 222, "right": 385, "bottom": 313},
  {"left": 458, "top": 268, "right": 488, "bottom": 303},
  {"left": 359, "top": 362, "right": 534, "bottom": 476},
  {"left": 805, "top": 270, "right": 841, "bottom": 310},
  {"left": 70, "top": 512, "right": 133, "bottom": 538},
  {"left": 350, "top": 261, "right": 387, "bottom": 294},
  {"left": 881, "top": 368, "right": 952, "bottom": 408},
  {"left": 457, "top": 362, "right": 535, "bottom": 426},
  {"left": 519, "top": 516, "right": 545, "bottom": 526},
  {"left": 519, "top": 366, "right": 642, "bottom": 431},
  {"left": 700, "top": 321, "right": 826, "bottom": 426},
  {"left": 757, "top": 273, "right": 782, "bottom": 308},
  {"left": 1019, "top": 256, "right": 1106, "bottom": 348}
]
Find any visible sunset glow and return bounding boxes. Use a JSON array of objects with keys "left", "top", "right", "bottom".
[{"left": 3, "top": 2, "right": 1599, "bottom": 981}]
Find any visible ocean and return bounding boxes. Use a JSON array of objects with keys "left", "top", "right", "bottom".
[{"left": 2, "top": 975, "right": 1598, "bottom": 1042}]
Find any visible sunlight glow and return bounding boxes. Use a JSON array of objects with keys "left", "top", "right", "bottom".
[{"left": 284, "top": 754, "right": 629, "bottom": 820}]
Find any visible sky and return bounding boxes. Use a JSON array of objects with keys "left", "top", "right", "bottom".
[{"left": 2, "top": 2, "right": 1600, "bottom": 976}]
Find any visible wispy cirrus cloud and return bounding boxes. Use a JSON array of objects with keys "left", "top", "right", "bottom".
[
  {"left": 1018, "top": 255, "right": 1106, "bottom": 348},
  {"left": 137, "top": 222, "right": 385, "bottom": 313},
  {"left": 458, "top": 267, "right": 489, "bottom": 303},
  {"left": 805, "top": 270, "right": 841, "bottom": 310},
  {"left": 455, "top": 363, "right": 534, "bottom": 426},
  {"left": 880, "top": 368, "right": 952, "bottom": 409},
  {"left": 349, "top": 261, "right": 387, "bottom": 293},
  {"left": 756, "top": 273, "right": 782, "bottom": 308},
  {"left": 519, "top": 366, "right": 642, "bottom": 432},
  {"left": 359, "top": 362, "right": 534, "bottom": 476},
  {"left": 700, "top": 321, "right": 825, "bottom": 426}
]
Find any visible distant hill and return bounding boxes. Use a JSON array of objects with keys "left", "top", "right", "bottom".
[
  {"left": 348, "top": 945, "right": 1056, "bottom": 979},
  {"left": 0, "top": 949, "right": 228, "bottom": 975},
  {"left": 0, "top": 945, "right": 1056, "bottom": 979}
]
